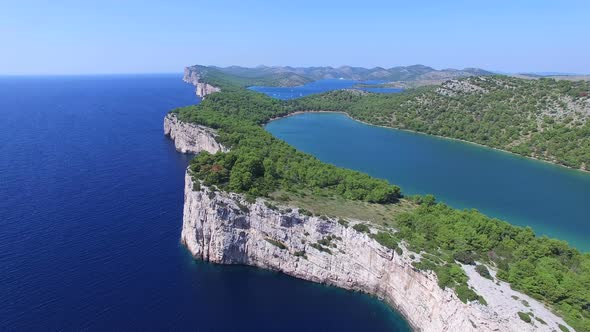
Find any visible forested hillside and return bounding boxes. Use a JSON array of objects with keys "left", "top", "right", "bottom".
[
  {"left": 174, "top": 92, "right": 401, "bottom": 203},
  {"left": 289, "top": 76, "right": 590, "bottom": 169},
  {"left": 185, "top": 64, "right": 493, "bottom": 89}
]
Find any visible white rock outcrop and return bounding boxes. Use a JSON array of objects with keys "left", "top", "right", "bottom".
[
  {"left": 436, "top": 79, "right": 489, "bottom": 97},
  {"left": 163, "top": 113, "right": 227, "bottom": 154},
  {"left": 183, "top": 67, "right": 221, "bottom": 98},
  {"left": 166, "top": 114, "right": 575, "bottom": 332},
  {"left": 181, "top": 177, "right": 573, "bottom": 332}
]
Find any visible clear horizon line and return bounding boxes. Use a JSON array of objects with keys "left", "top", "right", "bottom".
[
  {"left": 1, "top": 68, "right": 588, "bottom": 77},
  {"left": 0, "top": 72, "right": 184, "bottom": 77}
]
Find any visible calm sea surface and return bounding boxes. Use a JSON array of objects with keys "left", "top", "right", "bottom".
[{"left": 0, "top": 75, "right": 410, "bottom": 330}]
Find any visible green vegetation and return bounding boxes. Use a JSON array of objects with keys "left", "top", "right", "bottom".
[
  {"left": 298, "top": 208, "right": 313, "bottom": 217},
  {"left": 269, "top": 190, "right": 414, "bottom": 226},
  {"left": 174, "top": 69, "right": 590, "bottom": 331},
  {"left": 265, "top": 238, "right": 287, "bottom": 250},
  {"left": 235, "top": 201, "right": 249, "bottom": 213},
  {"left": 187, "top": 65, "right": 311, "bottom": 90},
  {"left": 264, "top": 201, "right": 278, "bottom": 210},
  {"left": 192, "top": 181, "right": 201, "bottom": 191},
  {"left": 288, "top": 76, "right": 590, "bottom": 169},
  {"left": 475, "top": 264, "right": 492, "bottom": 280},
  {"left": 518, "top": 311, "right": 532, "bottom": 323},
  {"left": 370, "top": 231, "right": 398, "bottom": 249},
  {"left": 412, "top": 256, "right": 487, "bottom": 305},
  {"left": 397, "top": 203, "right": 590, "bottom": 331},
  {"left": 317, "top": 235, "right": 340, "bottom": 249},
  {"left": 310, "top": 242, "right": 332, "bottom": 255},
  {"left": 456, "top": 284, "right": 486, "bottom": 305},
  {"left": 535, "top": 316, "right": 547, "bottom": 325},
  {"left": 453, "top": 251, "right": 476, "bottom": 265},
  {"left": 352, "top": 223, "right": 370, "bottom": 233},
  {"left": 187, "top": 64, "right": 492, "bottom": 90},
  {"left": 178, "top": 91, "right": 400, "bottom": 204},
  {"left": 294, "top": 250, "right": 307, "bottom": 259}
]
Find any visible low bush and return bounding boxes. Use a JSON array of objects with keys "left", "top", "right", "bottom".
[
  {"left": 264, "top": 201, "right": 278, "bottom": 210},
  {"left": 371, "top": 231, "right": 398, "bottom": 249},
  {"left": 475, "top": 264, "right": 492, "bottom": 280},
  {"left": 310, "top": 243, "right": 332, "bottom": 254},
  {"left": 265, "top": 238, "right": 286, "bottom": 250},
  {"left": 352, "top": 223, "right": 370, "bottom": 233},
  {"left": 298, "top": 208, "right": 313, "bottom": 216},
  {"left": 294, "top": 250, "right": 307, "bottom": 259},
  {"left": 518, "top": 312, "right": 532, "bottom": 323},
  {"left": 453, "top": 251, "right": 476, "bottom": 265}
]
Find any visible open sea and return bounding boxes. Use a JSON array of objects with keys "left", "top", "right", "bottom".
[{"left": 0, "top": 75, "right": 410, "bottom": 331}]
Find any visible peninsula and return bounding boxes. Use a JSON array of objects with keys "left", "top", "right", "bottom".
[{"left": 166, "top": 65, "right": 589, "bottom": 332}]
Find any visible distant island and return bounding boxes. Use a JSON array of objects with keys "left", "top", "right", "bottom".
[
  {"left": 167, "top": 65, "right": 589, "bottom": 332},
  {"left": 183, "top": 64, "right": 494, "bottom": 90}
]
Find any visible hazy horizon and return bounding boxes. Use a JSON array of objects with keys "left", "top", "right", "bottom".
[
  {"left": 1, "top": 0, "right": 589, "bottom": 75},
  {"left": 1, "top": 66, "right": 588, "bottom": 77}
]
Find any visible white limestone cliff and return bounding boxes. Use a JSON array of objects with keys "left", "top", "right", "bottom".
[
  {"left": 183, "top": 67, "right": 221, "bottom": 98},
  {"left": 163, "top": 113, "right": 227, "bottom": 154},
  {"left": 166, "top": 114, "right": 575, "bottom": 332}
]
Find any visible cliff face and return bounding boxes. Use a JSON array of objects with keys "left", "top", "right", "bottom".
[
  {"left": 163, "top": 113, "right": 227, "bottom": 154},
  {"left": 182, "top": 177, "right": 573, "bottom": 332},
  {"left": 166, "top": 114, "right": 574, "bottom": 332},
  {"left": 183, "top": 67, "right": 221, "bottom": 98}
]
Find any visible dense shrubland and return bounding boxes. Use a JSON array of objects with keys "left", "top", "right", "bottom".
[
  {"left": 174, "top": 92, "right": 400, "bottom": 203},
  {"left": 399, "top": 198, "right": 590, "bottom": 331}
]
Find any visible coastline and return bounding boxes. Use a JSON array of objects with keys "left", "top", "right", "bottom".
[
  {"left": 167, "top": 112, "right": 581, "bottom": 332},
  {"left": 174, "top": 72, "right": 588, "bottom": 331},
  {"left": 266, "top": 110, "right": 589, "bottom": 174}
]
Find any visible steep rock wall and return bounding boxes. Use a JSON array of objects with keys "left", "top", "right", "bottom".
[
  {"left": 163, "top": 113, "right": 227, "bottom": 154},
  {"left": 181, "top": 175, "right": 573, "bottom": 332},
  {"left": 183, "top": 67, "right": 221, "bottom": 98}
]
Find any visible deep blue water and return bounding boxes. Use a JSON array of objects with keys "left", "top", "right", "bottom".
[
  {"left": 249, "top": 79, "right": 402, "bottom": 100},
  {"left": 0, "top": 75, "right": 410, "bottom": 330},
  {"left": 266, "top": 113, "right": 590, "bottom": 252}
]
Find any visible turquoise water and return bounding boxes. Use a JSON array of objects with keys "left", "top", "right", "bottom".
[{"left": 266, "top": 113, "right": 590, "bottom": 252}]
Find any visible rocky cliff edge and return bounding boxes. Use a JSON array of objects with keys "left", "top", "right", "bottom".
[
  {"left": 183, "top": 67, "right": 221, "bottom": 98},
  {"left": 166, "top": 114, "right": 574, "bottom": 332}
]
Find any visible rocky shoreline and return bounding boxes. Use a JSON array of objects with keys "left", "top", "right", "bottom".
[
  {"left": 183, "top": 67, "right": 221, "bottom": 98},
  {"left": 165, "top": 114, "right": 575, "bottom": 332},
  {"left": 164, "top": 113, "right": 227, "bottom": 154}
]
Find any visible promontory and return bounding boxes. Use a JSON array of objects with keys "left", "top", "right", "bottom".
[{"left": 164, "top": 65, "right": 589, "bottom": 332}]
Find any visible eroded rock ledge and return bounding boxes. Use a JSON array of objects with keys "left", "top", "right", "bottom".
[
  {"left": 163, "top": 113, "right": 227, "bottom": 154},
  {"left": 166, "top": 114, "right": 574, "bottom": 332},
  {"left": 183, "top": 67, "right": 221, "bottom": 98}
]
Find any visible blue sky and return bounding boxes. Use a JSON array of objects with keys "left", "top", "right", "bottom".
[{"left": 1, "top": 0, "right": 588, "bottom": 75}]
